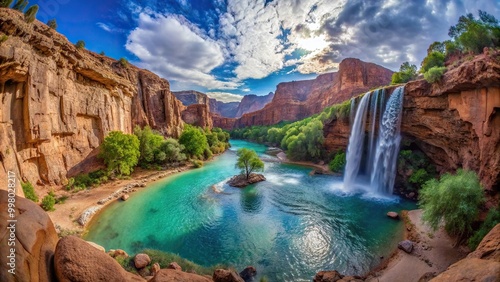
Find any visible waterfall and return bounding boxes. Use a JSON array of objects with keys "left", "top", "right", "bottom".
[{"left": 343, "top": 86, "right": 405, "bottom": 195}]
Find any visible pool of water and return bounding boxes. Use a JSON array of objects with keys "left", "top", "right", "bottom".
[{"left": 85, "top": 140, "right": 415, "bottom": 281}]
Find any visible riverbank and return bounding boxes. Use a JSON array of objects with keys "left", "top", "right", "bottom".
[
  {"left": 369, "top": 209, "right": 468, "bottom": 281},
  {"left": 48, "top": 164, "right": 193, "bottom": 235},
  {"left": 275, "top": 151, "right": 332, "bottom": 174}
]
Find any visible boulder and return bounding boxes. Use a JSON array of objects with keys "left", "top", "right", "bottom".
[
  {"left": 167, "top": 262, "right": 182, "bottom": 271},
  {"left": 150, "top": 263, "right": 161, "bottom": 276},
  {"left": 314, "top": 270, "right": 343, "bottom": 282},
  {"left": 121, "top": 194, "right": 130, "bottom": 201},
  {"left": 468, "top": 223, "right": 500, "bottom": 262},
  {"left": 150, "top": 269, "right": 212, "bottom": 282},
  {"left": 86, "top": 241, "right": 106, "bottom": 252},
  {"left": 239, "top": 266, "right": 257, "bottom": 281},
  {"left": 0, "top": 190, "right": 59, "bottom": 282},
  {"left": 108, "top": 249, "right": 129, "bottom": 258},
  {"left": 227, "top": 174, "right": 266, "bottom": 188},
  {"left": 398, "top": 240, "right": 414, "bottom": 253},
  {"left": 54, "top": 236, "right": 144, "bottom": 282},
  {"left": 213, "top": 269, "right": 245, "bottom": 282},
  {"left": 430, "top": 258, "right": 500, "bottom": 282},
  {"left": 134, "top": 253, "right": 151, "bottom": 269},
  {"left": 387, "top": 211, "right": 399, "bottom": 219}
]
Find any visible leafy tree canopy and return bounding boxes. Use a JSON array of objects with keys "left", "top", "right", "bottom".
[
  {"left": 236, "top": 148, "right": 264, "bottom": 179},
  {"left": 99, "top": 131, "right": 140, "bottom": 176}
]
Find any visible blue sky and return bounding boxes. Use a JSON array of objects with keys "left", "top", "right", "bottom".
[{"left": 29, "top": 0, "right": 499, "bottom": 102}]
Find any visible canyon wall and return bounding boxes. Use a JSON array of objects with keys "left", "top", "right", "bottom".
[
  {"left": 234, "top": 58, "right": 393, "bottom": 127},
  {"left": 234, "top": 92, "right": 274, "bottom": 118},
  {"left": 0, "top": 9, "right": 185, "bottom": 191},
  {"left": 323, "top": 52, "right": 500, "bottom": 191}
]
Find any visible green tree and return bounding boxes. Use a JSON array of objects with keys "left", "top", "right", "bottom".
[
  {"left": 21, "top": 181, "right": 38, "bottom": 202},
  {"left": 419, "top": 169, "right": 484, "bottom": 244},
  {"left": 236, "top": 148, "right": 264, "bottom": 180},
  {"left": 12, "top": 0, "right": 27, "bottom": 11},
  {"left": 99, "top": 131, "right": 140, "bottom": 176},
  {"left": 134, "top": 126, "right": 164, "bottom": 166},
  {"left": 424, "top": 66, "right": 447, "bottom": 83},
  {"left": 0, "top": 0, "right": 13, "bottom": 8},
  {"left": 468, "top": 207, "right": 500, "bottom": 250},
  {"left": 24, "top": 4, "right": 38, "bottom": 23},
  {"left": 47, "top": 19, "right": 57, "bottom": 29},
  {"left": 179, "top": 125, "right": 208, "bottom": 159},
  {"left": 329, "top": 151, "right": 346, "bottom": 173},
  {"left": 159, "top": 138, "right": 186, "bottom": 163},
  {"left": 448, "top": 10, "right": 500, "bottom": 53},
  {"left": 75, "top": 40, "right": 85, "bottom": 49},
  {"left": 391, "top": 62, "right": 417, "bottom": 84}
]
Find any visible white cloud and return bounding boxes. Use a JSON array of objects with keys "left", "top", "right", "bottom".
[
  {"left": 125, "top": 12, "right": 239, "bottom": 89},
  {"left": 206, "top": 92, "right": 244, "bottom": 102},
  {"left": 97, "top": 22, "right": 112, "bottom": 32}
]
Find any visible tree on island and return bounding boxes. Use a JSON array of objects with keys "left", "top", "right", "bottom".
[{"left": 236, "top": 148, "right": 264, "bottom": 180}]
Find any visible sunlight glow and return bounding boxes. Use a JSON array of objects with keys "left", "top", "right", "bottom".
[{"left": 298, "top": 35, "right": 329, "bottom": 52}]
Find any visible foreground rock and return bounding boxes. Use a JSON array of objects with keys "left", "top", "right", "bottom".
[
  {"left": 227, "top": 174, "right": 266, "bottom": 188},
  {"left": 239, "top": 266, "right": 257, "bottom": 281},
  {"left": 0, "top": 190, "right": 59, "bottom": 282},
  {"left": 467, "top": 223, "right": 500, "bottom": 261},
  {"left": 314, "top": 270, "right": 364, "bottom": 282},
  {"left": 150, "top": 269, "right": 212, "bottom": 282},
  {"left": 134, "top": 253, "right": 151, "bottom": 269},
  {"left": 54, "top": 236, "right": 144, "bottom": 281},
  {"left": 430, "top": 258, "right": 500, "bottom": 282},
  {"left": 398, "top": 240, "right": 414, "bottom": 253},
  {"left": 387, "top": 211, "right": 399, "bottom": 219},
  {"left": 213, "top": 269, "right": 245, "bottom": 282}
]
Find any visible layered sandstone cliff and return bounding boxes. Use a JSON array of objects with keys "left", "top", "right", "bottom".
[
  {"left": 0, "top": 9, "right": 184, "bottom": 190},
  {"left": 235, "top": 58, "right": 393, "bottom": 127},
  {"left": 234, "top": 92, "right": 274, "bottom": 118},
  {"left": 323, "top": 51, "right": 500, "bottom": 191}
]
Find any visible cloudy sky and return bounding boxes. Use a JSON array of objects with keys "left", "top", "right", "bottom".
[{"left": 31, "top": 0, "right": 499, "bottom": 101}]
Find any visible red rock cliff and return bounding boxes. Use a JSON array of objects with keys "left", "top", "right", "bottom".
[
  {"left": 234, "top": 58, "right": 393, "bottom": 127},
  {"left": 0, "top": 9, "right": 185, "bottom": 191}
]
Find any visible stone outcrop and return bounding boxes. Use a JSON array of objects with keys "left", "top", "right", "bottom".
[
  {"left": 173, "top": 90, "right": 211, "bottom": 107},
  {"left": 0, "top": 8, "right": 186, "bottom": 189},
  {"left": 430, "top": 258, "right": 500, "bottom": 282},
  {"left": 0, "top": 190, "right": 59, "bottom": 282},
  {"left": 181, "top": 104, "right": 213, "bottom": 129},
  {"left": 467, "top": 223, "right": 500, "bottom": 262},
  {"left": 235, "top": 58, "right": 393, "bottom": 127},
  {"left": 211, "top": 114, "right": 237, "bottom": 130},
  {"left": 234, "top": 93, "right": 274, "bottom": 118},
  {"left": 54, "top": 236, "right": 144, "bottom": 282},
  {"left": 213, "top": 269, "right": 245, "bottom": 282},
  {"left": 323, "top": 51, "right": 500, "bottom": 192},
  {"left": 150, "top": 269, "right": 212, "bottom": 282},
  {"left": 227, "top": 173, "right": 266, "bottom": 188}
]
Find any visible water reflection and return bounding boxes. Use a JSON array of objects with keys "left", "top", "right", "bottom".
[{"left": 240, "top": 186, "right": 263, "bottom": 213}]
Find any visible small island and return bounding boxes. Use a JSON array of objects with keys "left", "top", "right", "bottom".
[{"left": 227, "top": 148, "right": 266, "bottom": 188}]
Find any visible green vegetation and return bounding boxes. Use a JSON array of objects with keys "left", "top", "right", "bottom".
[
  {"left": 424, "top": 66, "right": 447, "bottom": 83},
  {"left": 468, "top": 206, "right": 500, "bottom": 250},
  {"left": 99, "top": 51, "right": 105, "bottom": 56},
  {"left": 23, "top": 4, "right": 38, "bottom": 23},
  {"left": 419, "top": 169, "right": 484, "bottom": 244},
  {"left": 134, "top": 126, "right": 187, "bottom": 168},
  {"left": 0, "top": 34, "right": 8, "bottom": 44},
  {"left": 119, "top": 57, "right": 128, "bottom": 67},
  {"left": 179, "top": 125, "right": 209, "bottom": 159},
  {"left": 0, "top": 0, "right": 14, "bottom": 8},
  {"left": 75, "top": 40, "right": 86, "bottom": 49},
  {"left": 66, "top": 170, "right": 108, "bottom": 191},
  {"left": 21, "top": 181, "right": 38, "bottom": 202},
  {"left": 236, "top": 148, "right": 264, "bottom": 179},
  {"left": 47, "top": 19, "right": 57, "bottom": 29},
  {"left": 397, "top": 147, "right": 436, "bottom": 193},
  {"left": 391, "top": 62, "right": 418, "bottom": 84},
  {"left": 116, "top": 249, "right": 223, "bottom": 275},
  {"left": 192, "top": 159, "right": 204, "bottom": 168},
  {"left": 449, "top": 11, "right": 500, "bottom": 53},
  {"left": 231, "top": 99, "right": 351, "bottom": 162},
  {"left": 329, "top": 151, "right": 346, "bottom": 173},
  {"left": 12, "top": 0, "right": 27, "bottom": 11},
  {"left": 99, "top": 131, "right": 140, "bottom": 177},
  {"left": 41, "top": 190, "right": 56, "bottom": 211}
]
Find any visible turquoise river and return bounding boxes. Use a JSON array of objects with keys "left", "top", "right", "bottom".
[{"left": 85, "top": 140, "right": 415, "bottom": 281}]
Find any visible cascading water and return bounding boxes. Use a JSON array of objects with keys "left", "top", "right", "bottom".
[{"left": 343, "top": 86, "right": 405, "bottom": 195}]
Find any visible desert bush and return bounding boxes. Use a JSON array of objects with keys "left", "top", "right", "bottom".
[
  {"left": 22, "top": 181, "right": 38, "bottom": 202},
  {"left": 424, "top": 66, "right": 447, "bottom": 83},
  {"left": 41, "top": 191, "right": 56, "bottom": 211}
]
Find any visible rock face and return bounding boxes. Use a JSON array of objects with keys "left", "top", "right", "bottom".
[
  {"left": 54, "top": 236, "right": 144, "bottom": 282},
  {"left": 173, "top": 90, "right": 211, "bottom": 106},
  {"left": 213, "top": 269, "right": 245, "bottom": 282},
  {"left": 181, "top": 104, "right": 213, "bottom": 129},
  {"left": 235, "top": 58, "right": 393, "bottom": 127},
  {"left": 430, "top": 258, "right": 500, "bottom": 282},
  {"left": 227, "top": 173, "right": 266, "bottom": 188},
  {"left": 0, "top": 190, "right": 59, "bottom": 282},
  {"left": 211, "top": 114, "right": 237, "bottom": 130},
  {"left": 0, "top": 9, "right": 185, "bottom": 188},
  {"left": 234, "top": 93, "right": 274, "bottom": 118}
]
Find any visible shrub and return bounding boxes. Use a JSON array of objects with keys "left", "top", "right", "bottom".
[
  {"left": 409, "top": 168, "right": 429, "bottom": 185},
  {"left": 468, "top": 207, "right": 500, "bottom": 250},
  {"left": 24, "top": 4, "right": 38, "bottom": 23},
  {"left": 134, "top": 126, "right": 164, "bottom": 166},
  {"left": 159, "top": 138, "right": 186, "bottom": 163},
  {"left": 419, "top": 169, "right": 484, "bottom": 243},
  {"left": 47, "top": 19, "right": 57, "bottom": 29},
  {"left": 99, "top": 51, "right": 105, "bottom": 56},
  {"left": 41, "top": 191, "right": 56, "bottom": 211},
  {"left": 12, "top": 0, "right": 27, "bottom": 11},
  {"left": 99, "top": 131, "right": 140, "bottom": 176},
  {"left": 75, "top": 40, "right": 85, "bottom": 49},
  {"left": 179, "top": 125, "right": 208, "bottom": 159},
  {"left": 391, "top": 62, "right": 417, "bottom": 84},
  {"left": 21, "top": 181, "right": 38, "bottom": 202},
  {"left": 329, "top": 151, "right": 346, "bottom": 173},
  {"left": 119, "top": 57, "right": 128, "bottom": 67},
  {"left": 424, "top": 67, "right": 447, "bottom": 83},
  {"left": 0, "top": 0, "right": 14, "bottom": 8},
  {"left": 192, "top": 160, "right": 203, "bottom": 168},
  {"left": 421, "top": 51, "right": 445, "bottom": 73},
  {"left": 0, "top": 34, "right": 8, "bottom": 44}
]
